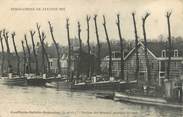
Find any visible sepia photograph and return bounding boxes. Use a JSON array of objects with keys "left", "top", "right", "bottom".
[{"left": 0, "top": 0, "right": 183, "bottom": 117}]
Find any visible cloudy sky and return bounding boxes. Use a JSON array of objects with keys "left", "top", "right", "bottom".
[{"left": 0, "top": 0, "right": 183, "bottom": 51}]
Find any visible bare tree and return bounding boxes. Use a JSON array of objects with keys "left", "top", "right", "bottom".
[
  {"left": 94, "top": 15, "right": 101, "bottom": 75},
  {"left": 24, "top": 34, "right": 32, "bottom": 73},
  {"left": 36, "top": 24, "right": 50, "bottom": 75},
  {"left": 142, "top": 13, "right": 151, "bottom": 84},
  {"left": 77, "top": 21, "right": 82, "bottom": 81},
  {"left": 0, "top": 31, "right": 5, "bottom": 76},
  {"left": 103, "top": 15, "right": 112, "bottom": 78},
  {"left": 116, "top": 14, "right": 124, "bottom": 80},
  {"left": 21, "top": 40, "right": 26, "bottom": 74},
  {"left": 30, "top": 30, "right": 39, "bottom": 75},
  {"left": 86, "top": 15, "right": 91, "bottom": 78},
  {"left": 166, "top": 12, "right": 172, "bottom": 80},
  {"left": 12, "top": 32, "right": 20, "bottom": 75},
  {"left": 132, "top": 12, "right": 139, "bottom": 83},
  {"left": 48, "top": 21, "right": 61, "bottom": 75},
  {"left": 66, "top": 19, "right": 71, "bottom": 80},
  {"left": 3, "top": 30, "right": 12, "bottom": 73}
]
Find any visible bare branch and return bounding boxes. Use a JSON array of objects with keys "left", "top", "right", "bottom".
[{"left": 142, "top": 12, "right": 150, "bottom": 22}]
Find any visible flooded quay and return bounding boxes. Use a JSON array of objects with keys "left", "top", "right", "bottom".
[{"left": 0, "top": 84, "right": 182, "bottom": 117}]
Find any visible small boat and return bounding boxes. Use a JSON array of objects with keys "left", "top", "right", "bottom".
[
  {"left": 26, "top": 74, "right": 46, "bottom": 86},
  {"left": 114, "top": 92, "right": 183, "bottom": 108},
  {"left": 0, "top": 74, "right": 27, "bottom": 86}
]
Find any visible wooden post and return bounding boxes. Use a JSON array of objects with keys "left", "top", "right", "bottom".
[
  {"left": 93, "top": 15, "right": 101, "bottom": 75},
  {"left": 142, "top": 13, "right": 151, "bottom": 84},
  {"left": 21, "top": 40, "right": 26, "bottom": 74},
  {"left": 103, "top": 15, "right": 112, "bottom": 78},
  {"left": 0, "top": 31, "right": 5, "bottom": 76},
  {"left": 66, "top": 19, "right": 71, "bottom": 81},
  {"left": 132, "top": 12, "right": 139, "bottom": 83},
  {"left": 12, "top": 32, "right": 20, "bottom": 75},
  {"left": 166, "top": 12, "right": 172, "bottom": 80},
  {"left": 30, "top": 30, "right": 39, "bottom": 75},
  {"left": 48, "top": 21, "right": 61, "bottom": 75},
  {"left": 116, "top": 14, "right": 124, "bottom": 81}
]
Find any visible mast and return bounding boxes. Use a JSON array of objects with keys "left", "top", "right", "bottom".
[
  {"left": 12, "top": 32, "right": 20, "bottom": 75},
  {"left": 30, "top": 31, "right": 39, "bottom": 75},
  {"left": 116, "top": 14, "right": 124, "bottom": 81},
  {"left": 48, "top": 21, "right": 61, "bottom": 75},
  {"left": 93, "top": 15, "right": 101, "bottom": 75},
  {"left": 132, "top": 12, "right": 139, "bottom": 83},
  {"left": 103, "top": 15, "right": 112, "bottom": 78}
]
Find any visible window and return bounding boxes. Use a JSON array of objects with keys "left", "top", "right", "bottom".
[
  {"left": 161, "top": 50, "right": 166, "bottom": 57},
  {"left": 174, "top": 49, "right": 178, "bottom": 57},
  {"left": 160, "top": 61, "right": 165, "bottom": 72},
  {"left": 50, "top": 61, "right": 53, "bottom": 66}
]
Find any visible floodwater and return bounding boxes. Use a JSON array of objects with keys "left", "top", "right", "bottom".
[{"left": 0, "top": 84, "right": 182, "bottom": 117}]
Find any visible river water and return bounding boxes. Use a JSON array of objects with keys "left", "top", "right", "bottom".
[{"left": 0, "top": 84, "right": 182, "bottom": 117}]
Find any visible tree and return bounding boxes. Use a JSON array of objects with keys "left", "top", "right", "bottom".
[
  {"left": 132, "top": 12, "right": 139, "bottom": 83},
  {"left": 86, "top": 15, "right": 91, "bottom": 78},
  {"left": 12, "top": 32, "right": 20, "bottom": 75},
  {"left": 3, "top": 30, "right": 12, "bottom": 73},
  {"left": 48, "top": 21, "right": 61, "bottom": 75},
  {"left": 24, "top": 34, "right": 32, "bottom": 73},
  {"left": 93, "top": 15, "right": 101, "bottom": 75},
  {"left": 77, "top": 21, "right": 82, "bottom": 81},
  {"left": 0, "top": 31, "right": 5, "bottom": 76},
  {"left": 166, "top": 12, "right": 172, "bottom": 80},
  {"left": 21, "top": 40, "right": 26, "bottom": 74},
  {"left": 103, "top": 15, "right": 112, "bottom": 78},
  {"left": 142, "top": 13, "right": 151, "bottom": 84},
  {"left": 30, "top": 30, "right": 39, "bottom": 75},
  {"left": 36, "top": 23, "right": 50, "bottom": 75},
  {"left": 116, "top": 14, "right": 124, "bottom": 80},
  {"left": 66, "top": 19, "right": 71, "bottom": 80}
]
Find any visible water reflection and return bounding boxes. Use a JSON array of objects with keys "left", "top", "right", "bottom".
[{"left": 0, "top": 84, "right": 182, "bottom": 117}]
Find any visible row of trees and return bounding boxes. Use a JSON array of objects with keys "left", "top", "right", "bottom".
[{"left": 0, "top": 12, "right": 173, "bottom": 85}]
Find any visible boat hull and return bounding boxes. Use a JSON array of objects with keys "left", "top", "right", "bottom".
[{"left": 1, "top": 77, "right": 27, "bottom": 86}]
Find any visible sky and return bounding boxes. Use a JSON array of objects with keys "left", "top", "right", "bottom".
[{"left": 0, "top": 0, "right": 183, "bottom": 51}]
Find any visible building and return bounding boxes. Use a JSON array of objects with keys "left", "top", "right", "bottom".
[{"left": 101, "top": 41, "right": 183, "bottom": 86}]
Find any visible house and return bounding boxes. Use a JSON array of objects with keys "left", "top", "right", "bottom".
[{"left": 101, "top": 41, "right": 183, "bottom": 86}]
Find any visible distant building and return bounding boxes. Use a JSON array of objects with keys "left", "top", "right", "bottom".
[{"left": 101, "top": 42, "right": 183, "bottom": 86}]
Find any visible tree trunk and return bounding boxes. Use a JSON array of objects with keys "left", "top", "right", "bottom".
[
  {"left": 48, "top": 21, "right": 61, "bottom": 75},
  {"left": 86, "top": 15, "right": 91, "bottom": 78},
  {"left": 66, "top": 19, "right": 72, "bottom": 81},
  {"left": 3, "top": 30, "right": 11, "bottom": 73},
  {"left": 24, "top": 34, "right": 32, "bottom": 73},
  {"left": 12, "top": 32, "right": 20, "bottom": 76},
  {"left": 132, "top": 13, "right": 139, "bottom": 83},
  {"left": 93, "top": 15, "right": 101, "bottom": 75},
  {"left": 0, "top": 31, "right": 5, "bottom": 76},
  {"left": 166, "top": 12, "right": 172, "bottom": 80},
  {"left": 103, "top": 15, "right": 112, "bottom": 78},
  {"left": 77, "top": 21, "right": 82, "bottom": 82},
  {"left": 142, "top": 13, "right": 151, "bottom": 84},
  {"left": 116, "top": 14, "right": 124, "bottom": 81},
  {"left": 30, "top": 31, "right": 39, "bottom": 75},
  {"left": 21, "top": 41, "right": 26, "bottom": 74}
]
